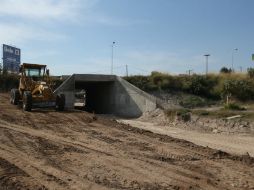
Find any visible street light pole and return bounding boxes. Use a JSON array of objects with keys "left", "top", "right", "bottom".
[
  {"left": 111, "top": 42, "right": 116, "bottom": 75},
  {"left": 239, "top": 66, "right": 243, "bottom": 72},
  {"left": 204, "top": 54, "right": 210, "bottom": 75},
  {"left": 231, "top": 48, "right": 238, "bottom": 72},
  {"left": 126, "top": 64, "right": 128, "bottom": 77}
]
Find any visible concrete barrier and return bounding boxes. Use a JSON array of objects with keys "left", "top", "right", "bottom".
[{"left": 54, "top": 74, "right": 158, "bottom": 118}]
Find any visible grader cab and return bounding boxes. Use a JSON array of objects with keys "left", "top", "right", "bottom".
[{"left": 10, "top": 63, "right": 65, "bottom": 111}]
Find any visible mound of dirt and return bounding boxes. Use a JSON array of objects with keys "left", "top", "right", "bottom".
[
  {"left": 0, "top": 93, "right": 254, "bottom": 190},
  {"left": 139, "top": 108, "right": 254, "bottom": 135}
]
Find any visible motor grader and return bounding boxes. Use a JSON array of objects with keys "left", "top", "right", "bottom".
[{"left": 10, "top": 63, "right": 65, "bottom": 111}]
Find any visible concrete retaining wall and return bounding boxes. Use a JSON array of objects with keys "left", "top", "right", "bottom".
[
  {"left": 54, "top": 74, "right": 158, "bottom": 118},
  {"left": 113, "top": 76, "right": 157, "bottom": 117}
]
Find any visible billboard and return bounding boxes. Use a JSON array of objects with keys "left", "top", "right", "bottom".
[{"left": 2, "top": 44, "right": 21, "bottom": 73}]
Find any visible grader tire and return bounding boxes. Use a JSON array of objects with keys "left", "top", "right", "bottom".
[
  {"left": 23, "top": 91, "right": 32, "bottom": 111},
  {"left": 10, "top": 89, "right": 20, "bottom": 105},
  {"left": 56, "top": 94, "right": 65, "bottom": 111}
]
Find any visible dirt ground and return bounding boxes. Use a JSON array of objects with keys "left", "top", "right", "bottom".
[
  {"left": 119, "top": 109, "right": 254, "bottom": 157},
  {"left": 119, "top": 120, "right": 254, "bottom": 157},
  {"left": 0, "top": 93, "right": 254, "bottom": 190}
]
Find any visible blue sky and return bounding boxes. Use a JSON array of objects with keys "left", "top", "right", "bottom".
[{"left": 0, "top": 0, "right": 254, "bottom": 76}]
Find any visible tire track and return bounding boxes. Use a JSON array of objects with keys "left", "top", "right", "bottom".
[
  {"left": 0, "top": 119, "right": 112, "bottom": 157},
  {"left": 0, "top": 143, "right": 106, "bottom": 190}
]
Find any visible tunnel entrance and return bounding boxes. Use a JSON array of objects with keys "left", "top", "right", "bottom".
[
  {"left": 54, "top": 74, "right": 157, "bottom": 118},
  {"left": 75, "top": 81, "right": 115, "bottom": 114}
]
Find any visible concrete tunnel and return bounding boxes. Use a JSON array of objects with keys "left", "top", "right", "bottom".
[
  {"left": 54, "top": 74, "right": 157, "bottom": 118},
  {"left": 75, "top": 81, "right": 114, "bottom": 114}
]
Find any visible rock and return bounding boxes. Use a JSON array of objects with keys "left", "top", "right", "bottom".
[
  {"left": 239, "top": 125, "right": 247, "bottom": 128},
  {"left": 212, "top": 129, "right": 219, "bottom": 133},
  {"left": 242, "top": 152, "right": 254, "bottom": 165}
]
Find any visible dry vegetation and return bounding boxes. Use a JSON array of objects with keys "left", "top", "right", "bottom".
[{"left": 125, "top": 71, "right": 254, "bottom": 102}]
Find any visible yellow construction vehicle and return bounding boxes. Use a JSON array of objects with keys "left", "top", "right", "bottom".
[{"left": 10, "top": 63, "right": 65, "bottom": 111}]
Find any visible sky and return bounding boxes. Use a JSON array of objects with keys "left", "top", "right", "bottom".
[{"left": 0, "top": 0, "right": 254, "bottom": 76}]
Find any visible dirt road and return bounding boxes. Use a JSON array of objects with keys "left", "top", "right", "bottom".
[
  {"left": 0, "top": 93, "right": 254, "bottom": 190},
  {"left": 119, "top": 120, "right": 254, "bottom": 157}
]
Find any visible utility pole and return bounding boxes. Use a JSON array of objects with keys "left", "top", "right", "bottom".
[
  {"left": 204, "top": 54, "right": 210, "bottom": 76},
  {"left": 239, "top": 66, "right": 243, "bottom": 73},
  {"left": 186, "top": 69, "right": 193, "bottom": 76},
  {"left": 111, "top": 42, "right": 115, "bottom": 75},
  {"left": 126, "top": 64, "right": 128, "bottom": 77},
  {"left": 231, "top": 48, "right": 238, "bottom": 72}
]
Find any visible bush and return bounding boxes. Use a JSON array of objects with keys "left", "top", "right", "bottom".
[
  {"left": 125, "top": 75, "right": 156, "bottom": 91},
  {"left": 222, "top": 79, "right": 254, "bottom": 101},
  {"left": 247, "top": 68, "right": 254, "bottom": 78},
  {"left": 220, "top": 67, "right": 232, "bottom": 74},
  {"left": 125, "top": 71, "right": 254, "bottom": 102},
  {"left": 187, "top": 75, "right": 219, "bottom": 99},
  {"left": 179, "top": 96, "right": 208, "bottom": 108},
  {"left": 164, "top": 109, "right": 191, "bottom": 122},
  {"left": 0, "top": 74, "right": 19, "bottom": 92},
  {"left": 176, "top": 109, "right": 191, "bottom": 122},
  {"left": 224, "top": 103, "right": 246, "bottom": 111}
]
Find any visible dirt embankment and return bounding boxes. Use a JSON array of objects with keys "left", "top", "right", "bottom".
[
  {"left": 139, "top": 109, "right": 254, "bottom": 134},
  {"left": 0, "top": 93, "right": 254, "bottom": 190}
]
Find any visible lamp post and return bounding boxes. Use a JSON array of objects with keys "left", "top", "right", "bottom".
[
  {"left": 204, "top": 54, "right": 210, "bottom": 75},
  {"left": 231, "top": 48, "right": 238, "bottom": 72},
  {"left": 111, "top": 41, "right": 116, "bottom": 75}
]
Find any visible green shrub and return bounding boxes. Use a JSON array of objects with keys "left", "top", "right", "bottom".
[
  {"left": 222, "top": 79, "right": 254, "bottom": 101},
  {"left": 176, "top": 109, "right": 191, "bottom": 122},
  {"left": 125, "top": 75, "right": 156, "bottom": 91},
  {"left": 224, "top": 103, "right": 246, "bottom": 111},
  {"left": 164, "top": 109, "right": 191, "bottom": 122},
  {"left": 0, "top": 74, "right": 19, "bottom": 92},
  {"left": 179, "top": 96, "right": 208, "bottom": 108},
  {"left": 247, "top": 68, "right": 254, "bottom": 78},
  {"left": 164, "top": 109, "right": 178, "bottom": 121},
  {"left": 125, "top": 71, "right": 254, "bottom": 102},
  {"left": 220, "top": 67, "right": 232, "bottom": 74},
  {"left": 185, "top": 75, "right": 220, "bottom": 99}
]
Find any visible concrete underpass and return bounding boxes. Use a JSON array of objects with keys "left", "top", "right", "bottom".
[
  {"left": 54, "top": 74, "right": 157, "bottom": 118},
  {"left": 75, "top": 81, "right": 114, "bottom": 114}
]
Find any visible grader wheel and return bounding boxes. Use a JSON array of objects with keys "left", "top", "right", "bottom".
[
  {"left": 23, "top": 91, "right": 32, "bottom": 111},
  {"left": 56, "top": 94, "right": 65, "bottom": 111},
  {"left": 10, "top": 89, "right": 20, "bottom": 105}
]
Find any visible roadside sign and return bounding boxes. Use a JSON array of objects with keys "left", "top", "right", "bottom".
[
  {"left": 252, "top": 54, "right": 254, "bottom": 61},
  {"left": 2, "top": 44, "right": 21, "bottom": 73}
]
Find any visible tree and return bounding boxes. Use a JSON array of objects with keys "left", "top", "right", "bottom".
[
  {"left": 247, "top": 68, "right": 254, "bottom": 78},
  {"left": 0, "top": 63, "right": 2, "bottom": 75},
  {"left": 220, "top": 67, "right": 232, "bottom": 74}
]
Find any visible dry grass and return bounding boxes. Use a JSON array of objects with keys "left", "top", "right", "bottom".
[{"left": 193, "top": 108, "right": 254, "bottom": 121}]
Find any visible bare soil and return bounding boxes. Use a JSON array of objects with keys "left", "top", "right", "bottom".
[
  {"left": 124, "top": 109, "right": 254, "bottom": 156},
  {"left": 0, "top": 93, "right": 254, "bottom": 190},
  {"left": 120, "top": 120, "right": 254, "bottom": 157}
]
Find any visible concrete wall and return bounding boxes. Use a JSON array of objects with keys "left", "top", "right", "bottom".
[
  {"left": 54, "top": 75, "right": 75, "bottom": 109},
  {"left": 54, "top": 74, "right": 157, "bottom": 118},
  {"left": 113, "top": 77, "right": 157, "bottom": 117}
]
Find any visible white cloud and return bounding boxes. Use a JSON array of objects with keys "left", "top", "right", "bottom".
[
  {"left": 88, "top": 14, "right": 149, "bottom": 27},
  {"left": 0, "top": 0, "right": 85, "bottom": 47},
  {"left": 119, "top": 50, "right": 208, "bottom": 75},
  {"left": 0, "top": 0, "right": 87, "bottom": 21},
  {"left": 0, "top": 22, "right": 66, "bottom": 44},
  {"left": 48, "top": 57, "right": 112, "bottom": 75},
  {"left": 0, "top": 0, "right": 142, "bottom": 26}
]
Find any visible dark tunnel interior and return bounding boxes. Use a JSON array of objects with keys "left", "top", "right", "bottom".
[{"left": 75, "top": 81, "right": 115, "bottom": 114}]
